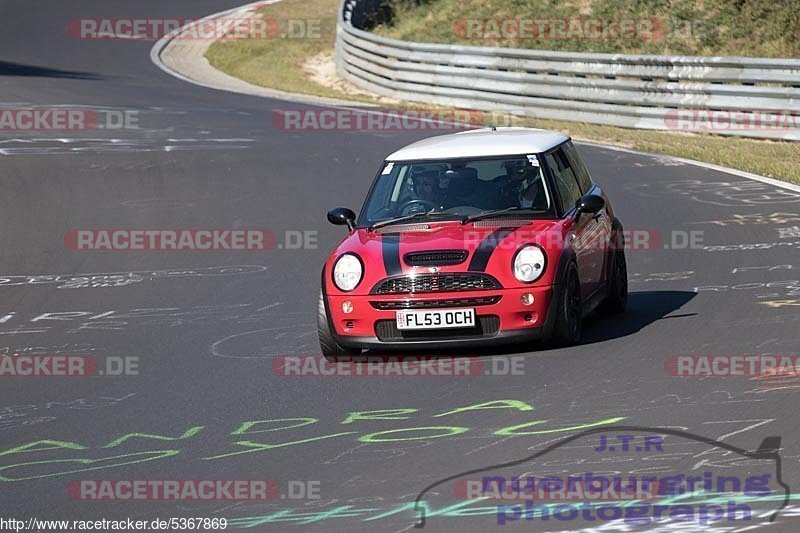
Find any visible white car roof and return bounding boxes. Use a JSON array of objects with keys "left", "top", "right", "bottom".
[{"left": 385, "top": 127, "right": 570, "bottom": 161}]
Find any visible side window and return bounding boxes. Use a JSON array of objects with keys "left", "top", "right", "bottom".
[
  {"left": 563, "top": 141, "right": 594, "bottom": 194},
  {"left": 545, "top": 149, "right": 582, "bottom": 214}
]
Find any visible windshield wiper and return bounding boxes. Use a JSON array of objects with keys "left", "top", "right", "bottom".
[
  {"left": 368, "top": 209, "right": 443, "bottom": 231},
  {"left": 461, "top": 206, "right": 540, "bottom": 224}
]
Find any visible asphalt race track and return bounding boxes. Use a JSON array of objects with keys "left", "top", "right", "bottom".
[{"left": 1, "top": 1, "right": 800, "bottom": 532}]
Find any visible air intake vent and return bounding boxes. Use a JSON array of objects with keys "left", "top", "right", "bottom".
[
  {"left": 370, "top": 296, "right": 501, "bottom": 310},
  {"left": 472, "top": 220, "right": 532, "bottom": 227},
  {"left": 375, "top": 224, "right": 430, "bottom": 234},
  {"left": 404, "top": 250, "right": 468, "bottom": 266},
  {"left": 375, "top": 315, "right": 500, "bottom": 341}
]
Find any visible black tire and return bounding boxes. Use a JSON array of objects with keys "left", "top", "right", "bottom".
[
  {"left": 318, "top": 290, "right": 361, "bottom": 360},
  {"left": 599, "top": 248, "right": 628, "bottom": 314},
  {"left": 551, "top": 263, "right": 583, "bottom": 346}
]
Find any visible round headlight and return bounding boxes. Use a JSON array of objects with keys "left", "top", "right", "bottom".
[
  {"left": 333, "top": 253, "right": 363, "bottom": 291},
  {"left": 513, "top": 245, "right": 546, "bottom": 283}
]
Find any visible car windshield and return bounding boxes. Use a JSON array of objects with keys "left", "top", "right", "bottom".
[{"left": 358, "top": 155, "right": 554, "bottom": 227}]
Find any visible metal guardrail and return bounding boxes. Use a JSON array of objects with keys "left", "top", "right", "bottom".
[{"left": 335, "top": 0, "right": 800, "bottom": 140}]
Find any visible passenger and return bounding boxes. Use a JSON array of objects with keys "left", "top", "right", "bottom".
[{"left": 496, "top": 161, "right": 546, "bottom": 209}]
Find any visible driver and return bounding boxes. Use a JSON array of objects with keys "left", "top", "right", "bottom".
[{"left": 410, "top": 169, "right": 443, "bottom": 206}]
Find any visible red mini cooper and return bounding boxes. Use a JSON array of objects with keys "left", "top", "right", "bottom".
[{"left": 319, "top": 127, "right": 627, "bottom": 356}]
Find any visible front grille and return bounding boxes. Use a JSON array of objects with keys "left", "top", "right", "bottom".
[
  {"left": 372, "top": 273, "right": 501, "bottom": 294},
  {"left": 404, "top": 250, "right": 467, "bottom": 266},
  {"left": 375, "top": 315, "right": 500, "bottom": 341},
  {"left": 370, "top": 296, "right": 501, "bottom": 310}
]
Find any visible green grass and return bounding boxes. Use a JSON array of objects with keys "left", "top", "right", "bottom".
[
  {"left": 206, "top": 0, "right": 800, "bottom": 185},
  {"left": 375, "top": 0, "right": 800, "bottom": 57},
  {"left": 205, "top": 0, "right": 362, "bottom": 100}
]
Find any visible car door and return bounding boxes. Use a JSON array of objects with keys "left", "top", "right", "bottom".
[
  {"left": 562, "top": 141, "right": 614, "bottom": 288},
  {"left": 544, "top": 145, "right": 606, "bottom": 298}
]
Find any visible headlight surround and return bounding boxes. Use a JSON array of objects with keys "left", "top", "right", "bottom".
[
  {"left": 513, "top": 245, "right": 546, "bottom": 283},
  {"left": 333, "top": 253, "right": 363, "bottom": 291}
]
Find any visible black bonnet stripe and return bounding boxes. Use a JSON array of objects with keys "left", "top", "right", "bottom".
[
  {"left": 468, "top": 229, "right": 514, "bottom": 271},
  {"left": 382, "top": 234, "right": 402, "bottom": 276}
]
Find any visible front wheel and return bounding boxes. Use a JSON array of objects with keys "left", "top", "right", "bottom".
[
  {"left": 550, "top": 263, "right": 583, "bottom": 346},
  {"left": 318, "top": 290, "right": 362, "bottom": 360}
]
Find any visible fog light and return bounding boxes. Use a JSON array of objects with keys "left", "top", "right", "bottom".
[
  {"left": 342, "top": 301, "right": 353, "bottom": 314},
  {"left": 520, "top": 293, "right": 535, "bottom": 306}
]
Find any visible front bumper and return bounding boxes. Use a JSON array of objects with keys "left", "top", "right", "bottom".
[{"left": 326, "top": 286, "right": 555, "bottom": 350}]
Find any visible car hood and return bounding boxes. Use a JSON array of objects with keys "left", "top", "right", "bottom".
[{"left": 325, "top": 219, "right": 564, "bottom": 295}]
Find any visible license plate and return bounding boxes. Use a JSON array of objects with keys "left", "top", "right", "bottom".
[{"left": 396, "top": 308, "right": 476, "bottom": 330}]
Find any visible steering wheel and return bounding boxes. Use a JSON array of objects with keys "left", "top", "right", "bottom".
[{"left": 399, "top": 199, "right": 438, "bottom": 216}]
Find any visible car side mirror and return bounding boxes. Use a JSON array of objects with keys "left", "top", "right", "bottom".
[
  {"left": 577, "top": 194, "right": 605, "bottom": 214},
  {"left": 327, "top": 207, "right": 356, "bottom": 231}
]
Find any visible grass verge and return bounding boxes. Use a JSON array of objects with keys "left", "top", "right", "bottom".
[
  {"left": 205, "top": 0, "right": 800, "bottom": 185},
  {"left": 374, "top": 0, "right": 800, "bottom": 57}
]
